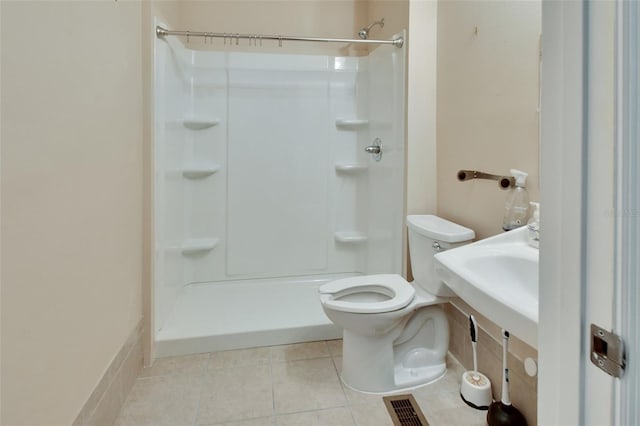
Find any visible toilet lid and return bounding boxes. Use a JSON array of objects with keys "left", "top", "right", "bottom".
[{"left": 319, "top": 274, "right": 415, "bottom": 314}]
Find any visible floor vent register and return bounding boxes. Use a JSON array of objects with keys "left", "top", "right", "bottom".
[{"left": 383, "top": 394, "right": 430, "bottom": 426}]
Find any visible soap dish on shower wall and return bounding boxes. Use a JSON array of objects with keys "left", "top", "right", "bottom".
[
  {"left": 181, "top": 238, "right": 219, "bottom": 255},
  {"left": 335, "top": 118, "right": 369, "bottom": 129},
  {"left": 182, "top": 165, "right": 221, "bottom": 179},
  {"left": 182, "top": 117, "right": 220, "bottom": 130},
  {"left": 334, "top": 232, "right": 368, "bottom": 243},
  {"left": 335, "top": 164, "right": 368, "bottom": 174}
]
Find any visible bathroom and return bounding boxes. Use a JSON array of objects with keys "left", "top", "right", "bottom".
[{"left": 2, "top": 1, "right": 637, "bottom": 426}]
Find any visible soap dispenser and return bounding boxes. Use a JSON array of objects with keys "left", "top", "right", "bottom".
[
  {"left": 502, "top": 169, "right": 529, "bottom": 231},
  {"left": 527, "top": 202, "right": 540, "bottom": 248}
]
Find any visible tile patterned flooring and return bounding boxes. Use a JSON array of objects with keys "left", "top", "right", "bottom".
[{"left": 115, "top": 340, "right": 487, "bottom": 426}]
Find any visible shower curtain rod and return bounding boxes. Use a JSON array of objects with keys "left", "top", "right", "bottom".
[{"left": 155, "top": 26, "right": 404, "bottom": 48}]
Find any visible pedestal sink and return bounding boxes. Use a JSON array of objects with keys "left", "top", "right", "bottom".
[{"left": 434, "top": 226, "right": 539, "bottom": 348}]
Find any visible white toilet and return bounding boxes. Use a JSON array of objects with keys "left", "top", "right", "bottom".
[{"left": 319, "top": 215, "right": 474, "bottom": 393}]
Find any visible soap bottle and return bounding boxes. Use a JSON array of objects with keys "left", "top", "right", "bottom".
[
  {"left": 527, "top": 202, "right": 540, "bottom": 248},
  {"left": 502, "top": 169, "right": 529, "bottom": 231}
]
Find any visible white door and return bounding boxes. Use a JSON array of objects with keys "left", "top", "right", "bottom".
[
  {"left": 612, "top": 2, "right": 640, "bottom": 424},
  {"left": 539, "top": 2, "right": 588, "bottom": 423},
  {"left": 584, "top": 1, "right": 640, "bottom": 424},
  {"left": 583, "top": 2, "right": 616, "bottom": 424},
  {"left": 539, "top": 1, "right": 639, "bottom": 424}
]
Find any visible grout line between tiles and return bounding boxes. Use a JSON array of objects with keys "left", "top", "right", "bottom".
[
  {"left": 269, "top": 345, "right": 277, "bottom": 418},
  {"left": 191, "top": 352, "right": 211, "bottom": 426},
  {"left": 270, "top": 354, "right": 333, "bottom": 364},
  {"left": 273, "top": 405, "right": 357, "bottom": 425},
  {"left": 347, "top": 404, "right": 358, "bottom": 425},
  {"left": 274, "top": 403, "right": 351, "bottom": 418},
  {"left": 205, "top": 351, "right": 212, "bottom": 372},
  {"left": 201, "top": 414, "right": 276, "bottom": 426},
  {"left": 192, "top": 392, "right": 202, "bottom": 426},
  {"left": 327, "top": 348, "right": 350, "bottom": 406}
]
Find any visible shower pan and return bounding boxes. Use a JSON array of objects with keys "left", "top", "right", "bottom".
[{"left": 153, "top": 27, "right": 406, "bottom": 357}]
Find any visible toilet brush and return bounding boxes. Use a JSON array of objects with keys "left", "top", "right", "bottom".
[
  {"left": 460, "top": 315, "right": 492, "bottom": 410},
  {"left": 487, "top": 330, "right": 527, "bottom": 426}
]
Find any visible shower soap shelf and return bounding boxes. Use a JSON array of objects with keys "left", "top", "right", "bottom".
[
  {"left": 335, "top": 164, "right": 368, "bottom": 174},
  {"left": 183, "top": 117, "right": 221, "bottom": 130},
  {"left": 335, "top": 119, "right": 369, "bottom": 129},
  {"left": 182, "top": 165, "right": 221, "bottom": 179},
  {"left": 181, "top": 238, "right": 219, "bottom": 255},
  {"left": 334, "top": 232, "right": 368, "bottom": 243}
]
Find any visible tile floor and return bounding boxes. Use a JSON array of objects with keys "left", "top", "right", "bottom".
[{"left": 115, "top": 340, "right": 487, "bottom": 426}]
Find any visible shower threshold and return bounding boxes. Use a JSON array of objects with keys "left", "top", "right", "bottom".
[{"left": 155, "top": 273, "right": 357, "bottom": 357}]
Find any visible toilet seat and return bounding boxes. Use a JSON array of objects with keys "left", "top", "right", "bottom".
[{"left": 319, "top": 274, "right": 415, "bottom": 314}]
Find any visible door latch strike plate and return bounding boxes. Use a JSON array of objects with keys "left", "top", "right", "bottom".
[{"left": 590, "top": 324, "right": 625, "bottom": 378}]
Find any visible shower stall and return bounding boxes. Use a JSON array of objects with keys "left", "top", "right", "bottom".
[{"left": 153, "top": 26, "right": 406, "bottom": 357}]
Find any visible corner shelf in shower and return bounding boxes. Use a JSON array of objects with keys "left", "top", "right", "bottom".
[
  {"left": 334, "top": 232, "right": 368, "bottom": 243},
  {"left": 181, "top": 238, "right": 219, "bottom": 255},
  {"left": 182, "top": 165, "right": 221, "bottom": 179},
  {"left": 182, "top": 117, "right": 221, "bottom": 130},
  {"left": 335, "top": 118, "right": 369, "bottom": 130},
  {"left": 335, "top": 163, "right": 368, "bottom": 174}
]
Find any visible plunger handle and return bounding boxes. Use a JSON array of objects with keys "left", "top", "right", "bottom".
[{"left": 501, "top": 330, "right": 511, "bottom": 405}]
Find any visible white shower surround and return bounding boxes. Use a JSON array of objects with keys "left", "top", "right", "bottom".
[{"left": 154, "top": 34, "right": 405, "bottom": 357}]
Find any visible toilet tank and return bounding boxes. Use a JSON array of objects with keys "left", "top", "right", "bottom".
[{"left": 406, "top": 215, "right": 475, "bottom": 297}]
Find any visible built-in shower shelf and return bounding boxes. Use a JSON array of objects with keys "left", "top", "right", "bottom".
[
  {"left": 335, "top": 118, "right": 369, "bottom": 129},
  {"left": 183, "top": 117, "right": 221, "bottom": 130},
  {"left": 181, "top": 238, "right": 219, "bottom": 255},
  {"left": 335, "top": 164, "right": 368, "bottom": 174},
  {"left": 334, "top": 232, "right": 368, "bottom": 243},
  {"left": 182, "top": 165, "right": 221, "bottom": 179}
]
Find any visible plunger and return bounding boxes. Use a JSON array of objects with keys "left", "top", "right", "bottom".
[{"left": 487, "top": 330, "right": 527, "bottom": 426}]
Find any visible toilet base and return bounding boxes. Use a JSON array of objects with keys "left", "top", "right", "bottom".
[
  {"left": 340, "top": 366, "right": 447, "bottom": 395},
  {"left": 340, "top": 360, "right": 447, "bottom": 395},
  {"left": 394, "top": 361, "right": 447, "bottom": 389},
  {"left": 340, "top": 305, "right": 449, "bottom": 393}
]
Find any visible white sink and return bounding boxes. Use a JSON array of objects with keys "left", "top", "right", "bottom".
[{"left": 434, "top": 226, "right": 539, "bottom": 348}]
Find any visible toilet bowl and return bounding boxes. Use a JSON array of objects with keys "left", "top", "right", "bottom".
[
  {"left": 319, "top": 215, "right": 474, "bottom": 393},
  {"left": 319, "top": 274, "right": 415, "bottom": 314}
]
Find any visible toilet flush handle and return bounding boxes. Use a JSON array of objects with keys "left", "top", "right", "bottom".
[{"left": 432, "top": 241, "right": 442, "bottom": 252}]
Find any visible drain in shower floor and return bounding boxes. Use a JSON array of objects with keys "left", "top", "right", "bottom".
[{"left": 382, "top": 394, "right": 430, "bottom": 426}]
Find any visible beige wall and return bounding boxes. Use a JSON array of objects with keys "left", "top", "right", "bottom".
[
  {"left": 170, "top": 0, "right": 412, "bottom": 54},
  {"left": 368, "top": 0, "right": 409, "bottom": 41},
  {"left": 154, "top": 0, "right": 411, "bottom": 53},
  {"left": 436, "top": 0, "right": 541, "bottom": 239},
  {"left": 1, "top": 2, "right": 144, "bottom": 425},
  {"left": 169, "top": 0, "right": 368, "bottom": 55},
  {"left": 153, "top": 0, "right": 181, "bottom": 26},
  {"left": 434, "top": 5, "right": 542, "bottom": 420},
  {"left": 178, "top": 0, "right": 366, "bottom": 36},
  {"left": 406, "top": 0, "right": 437, "bottom": 216}
]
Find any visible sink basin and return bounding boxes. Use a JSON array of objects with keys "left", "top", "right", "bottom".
[{"left": 434, "top": 226, "right": 538, "bottom": 348}]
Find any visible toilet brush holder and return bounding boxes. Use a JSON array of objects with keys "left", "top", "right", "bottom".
[
  {"left": 461, "top": 370, "right": 492, "bottom": 410},
  {"left": 460, "top": 315, "right": 492, "bottom": 410}
]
